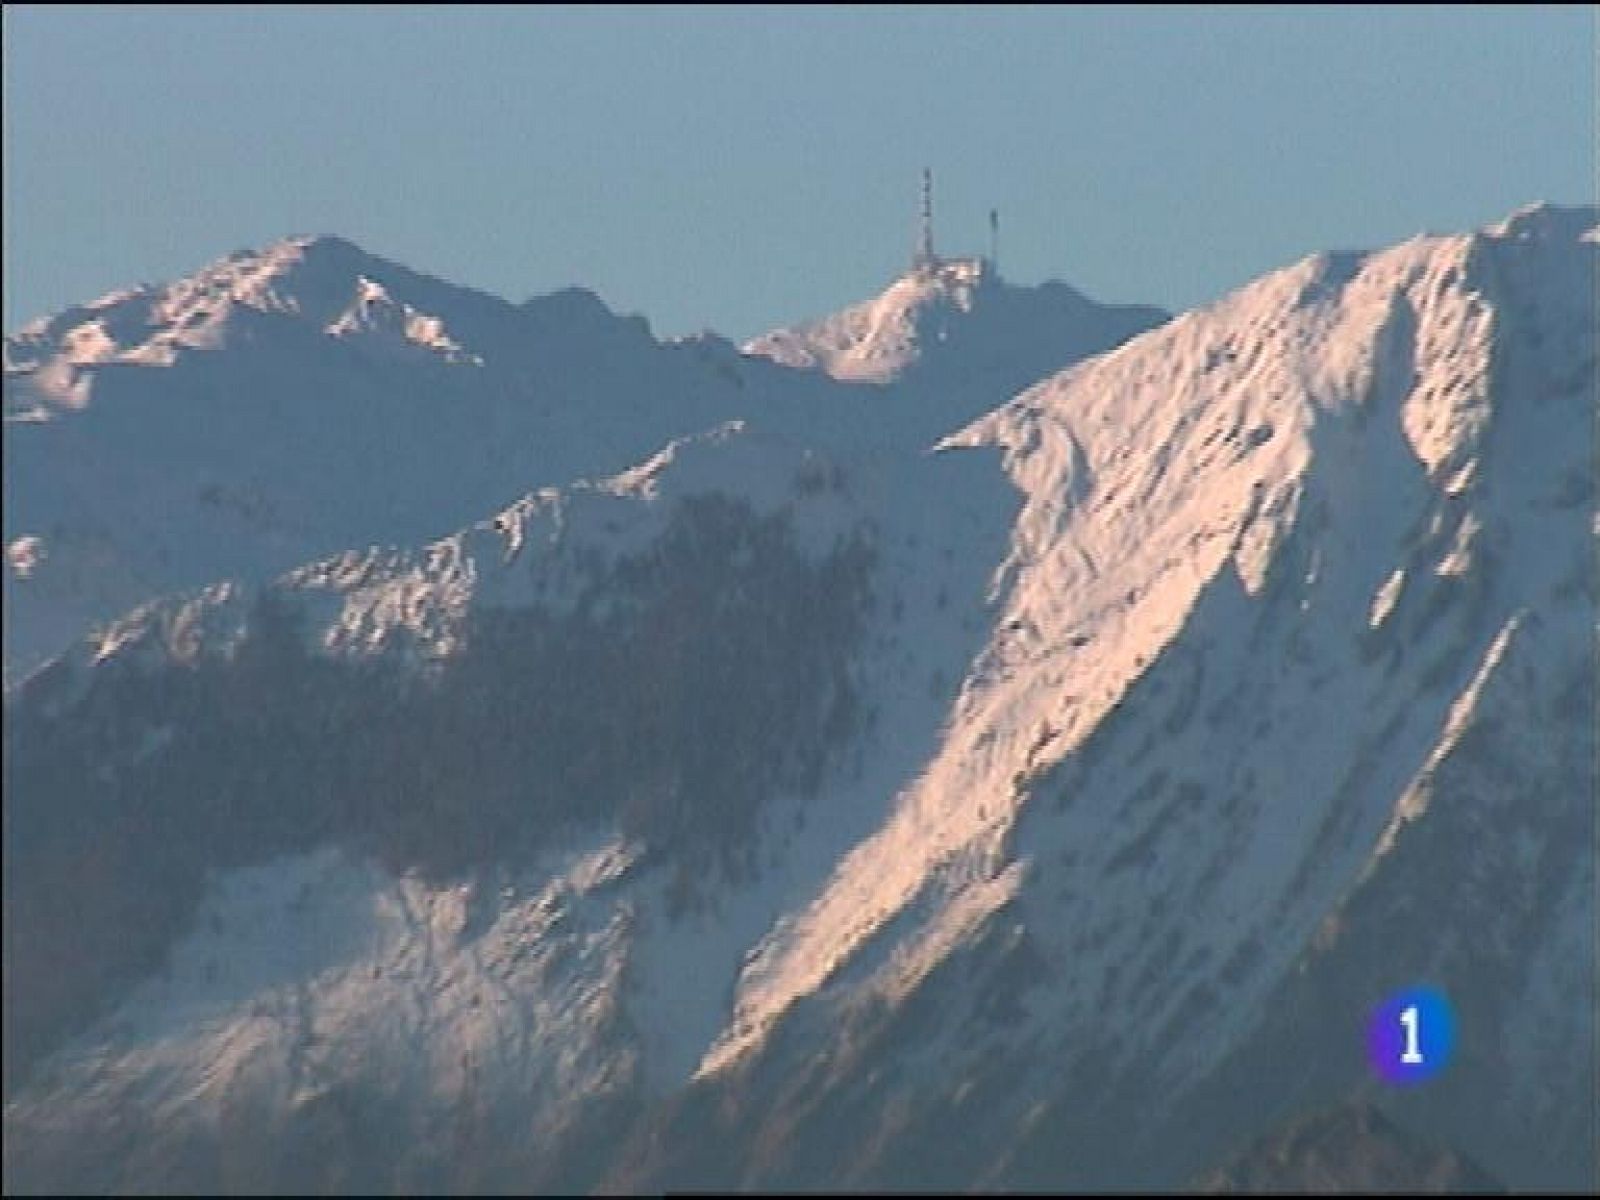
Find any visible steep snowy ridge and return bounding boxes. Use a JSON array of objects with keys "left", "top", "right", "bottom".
[
  {"left": 698, "top": 221, "right": 1485, "bottom": 1076},
  {"left": 610, "top": 204, "right": 1594, "bottom": 1192},
  {"left": 3, "top": 205, "right": 1594, "bottom": 1192}
]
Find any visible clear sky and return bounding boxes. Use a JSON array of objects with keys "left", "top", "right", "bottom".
[{"left": 3, "top": 5, "right": 1593, "bottom": 341}]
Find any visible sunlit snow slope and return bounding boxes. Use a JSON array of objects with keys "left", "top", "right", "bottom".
[{"left": 619, "top": 203, "right": 1594, "bottom": 1194}]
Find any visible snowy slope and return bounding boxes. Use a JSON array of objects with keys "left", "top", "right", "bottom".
[{"left": 4, "top": 206, "right": 1594, "bottom": 1192}]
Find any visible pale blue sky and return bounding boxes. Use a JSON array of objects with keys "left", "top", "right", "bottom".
[{"left": 3, "top": 5, "right": 1593, "bottom": 340}]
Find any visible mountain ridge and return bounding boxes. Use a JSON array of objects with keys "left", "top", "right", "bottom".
[{"left": 3, "top": 233, "right": 1163, "bottom": 686}]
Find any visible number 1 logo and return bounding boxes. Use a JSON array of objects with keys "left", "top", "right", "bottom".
[
  {"left": 1399, "top": 1004, "right": 1423, "bottom": 1065},
  {"left": 1368, "top": 987, "right": 1454, "bottom": 1084}
]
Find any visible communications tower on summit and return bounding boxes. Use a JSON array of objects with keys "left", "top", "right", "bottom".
[{"left": 912, "top": 167, "right": 937, "bottom": 274}]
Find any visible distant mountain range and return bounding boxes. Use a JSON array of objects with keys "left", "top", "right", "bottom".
[{"left": 4, "top": 204, "right": 1594, "bottom": 1192}]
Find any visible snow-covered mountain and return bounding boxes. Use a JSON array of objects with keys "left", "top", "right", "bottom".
[
  {"left": 2, "top": 240, "right": 1164, "bottom": 686},
  {"left": 3, "top": 205, "right": 1594, "bottom": 1193},
  {"left": 745, "top": 253, "right": 1166, "bottom": 391},
  {"left": 615, "top": 203, "right": 1595, "bottom": 1193},
  {"left": 0, "top": 235, "right": 807, "bottom": 684}
]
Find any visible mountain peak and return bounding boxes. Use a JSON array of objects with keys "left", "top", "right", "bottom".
[
  {"left": 3, "top": 233, "right": 404, "bottom": 381},
  {"left": 902, "top": 253, "right": 1000, "bottom": 298},
  {"left": 1484, "top": 200, "right": 1597, "bottom": 242},
  {"left": 745, "top": 259, "right": 1165, "bottom": 389}
]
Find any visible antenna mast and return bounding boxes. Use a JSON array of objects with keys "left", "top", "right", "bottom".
[
  {"left": 989, "top": 208, "right": 999, "bottom": 276},
  {"left": 914, "top": 167, "right": 936, "bottom": 273}
]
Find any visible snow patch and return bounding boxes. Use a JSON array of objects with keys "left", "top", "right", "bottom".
[
  {"left": 1368, "top": 568, "right": 1405, "bottom": 629},
  {"left": 1367, "top": 613, "right": 1521, "bottom": 865},
  {"left": 8, "top": 535, "right": 43, "bottom": 579}
]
